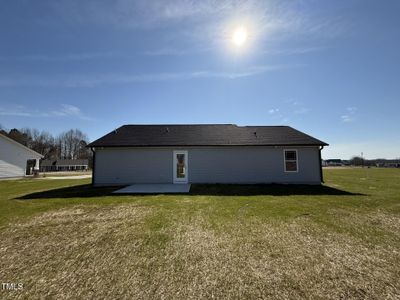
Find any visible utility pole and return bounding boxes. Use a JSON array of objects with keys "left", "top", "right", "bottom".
[{"left": 361, "top": 152, "right": 364, "bottom": 168}]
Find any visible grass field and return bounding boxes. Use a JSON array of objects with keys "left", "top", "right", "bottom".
[{"left": 0, "top": 168, "right": 399, "bottom": 299}]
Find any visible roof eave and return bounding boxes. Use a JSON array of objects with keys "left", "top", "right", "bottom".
[
  {"left": 87, "top": 143, "right": 328, "bottom": 148},
  {"left": 0, "top": 133, "right": 44, "bottom": 158}
]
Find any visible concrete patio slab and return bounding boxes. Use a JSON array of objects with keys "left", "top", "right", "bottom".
[{"left": 113, "top": 184, "right": 191, "bottom": 194}]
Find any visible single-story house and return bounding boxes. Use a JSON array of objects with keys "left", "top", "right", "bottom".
[
  {"left": 87, "top": 124, "right": 328, "bottom": 186},
  {"left": 375, "top": 160, "right": 400, "bottom": 168},
  {"left": 0, "top": 133, "right": 43, "bottom": 178},
  {"left": 324, "top": 159, "right": 343, "bottom": 166},
  {"left": 40, "top": 159, "right": 89, "bottom": 172}
]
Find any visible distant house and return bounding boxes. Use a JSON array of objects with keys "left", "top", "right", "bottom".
[
  {"left": 375, "top": 159, "right": 400, "bottom": 168},
  {"left": 88, "top": 124, "right": 328, "bottom": 186},
  {"left": 341, "top": 160, "right": 351, "bottom": 166},
  {"left": 0, "top": 133, "right": 43, "bottom": 178},
  {"left": 324, "top": 159, "right": 343, "bottom": 166},
  {"left": 40, "top": 159, "right": 89, "bottom": 172},
  {"left": 385, "top": 162, "right": 400, "bottom": 168}
]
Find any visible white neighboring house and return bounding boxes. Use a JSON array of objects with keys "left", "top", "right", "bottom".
[{"left": 0, "top": 133, "right": 43, "bottom": 178}]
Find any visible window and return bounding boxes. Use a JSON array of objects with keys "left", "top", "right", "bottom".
[
  {"left": 284, "top": 150, "right": 298, "bottom": 172},
  {"left": 173, "top": 150, "right": 188, "bottom": 183},
  {"left": 176, "top": 154, "right": 186, "bottom": 178}
]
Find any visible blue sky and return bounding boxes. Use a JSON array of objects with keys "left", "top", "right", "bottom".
[{"left": 0, "top": 0, "right": 399, "bottom": 159}]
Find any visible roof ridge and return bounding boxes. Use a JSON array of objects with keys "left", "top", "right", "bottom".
[
  {"left": 241, "top": 125, "right": 289, "bottom": 128},
  {"left": 122, "top": 124, "right": 237, "bottom": 126}
]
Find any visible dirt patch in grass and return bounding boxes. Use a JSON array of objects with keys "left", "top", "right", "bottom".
[{"left": 0, "top": 205, "right": 399, "bottom": 299}]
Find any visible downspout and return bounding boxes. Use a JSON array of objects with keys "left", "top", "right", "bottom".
[
  {"left": 90, "top": 147, "right": 96, "bottom": 186},
  {"left": 319, "top": 146, "right": 324, "bottom": 184}
]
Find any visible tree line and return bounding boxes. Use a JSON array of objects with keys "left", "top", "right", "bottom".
[
  {"left": 350, "top": 156, "right": 400, "bottom": 167},
  {"left": 0, "top": 126, "right": 91, "bottom": 160}
]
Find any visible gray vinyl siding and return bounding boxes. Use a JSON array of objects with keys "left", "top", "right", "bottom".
[
  {"left": 0, "top": 136, "right": 42, "bottom": 178},
  {"left": 94, "top": 148, "right": 172, "bottom": 185},
  {"left": 189, "top": 147, "right": 320, "bottom": 184},
  {"left": 94, "top": 146, "right": 321, "bottom": 186}
]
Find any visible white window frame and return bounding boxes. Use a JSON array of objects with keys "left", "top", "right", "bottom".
[
  {"left": 173, "top": 150, "right": 188, "bottom": 183},
  {"left": 283, "top": 149, "right": 298, "bottom": 173}
]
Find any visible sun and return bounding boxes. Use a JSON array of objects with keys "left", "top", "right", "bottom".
[{"left": 232, "top": 26, "right": 248, "bottom": 47}]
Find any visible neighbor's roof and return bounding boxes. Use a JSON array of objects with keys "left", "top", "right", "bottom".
[
  {"left": 40, "top": 159, "right": 89, "bottom": 167},
  {"left": 0, "top": 133, "right": 44, "bottom": 158},
  {"left": 88, "top": 124, "right": 328, "bottom": 148}
]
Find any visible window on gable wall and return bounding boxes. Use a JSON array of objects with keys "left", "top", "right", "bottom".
[{"left": 284, "top": 150, "right": 298, "bottom": 172}]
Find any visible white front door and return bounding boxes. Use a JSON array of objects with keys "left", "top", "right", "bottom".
[{"left": 173, "top": 150, "right": 188, "bottom": 183}]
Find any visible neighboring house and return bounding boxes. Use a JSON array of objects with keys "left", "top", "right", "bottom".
[
  {"left": 341, "top": 160, "right": 351, "bottom": 166},
  {"left": 375, "top": 160, "right": 400, "bottom": 168},
  {"left": 88, "top": 124, "right": 328, "bottom": 186},
  {"left": 0, "top": 133, "right": 43, "bottom": 178},
  {"left": 324, "top": 159, "right": 343, "bottom": 166},
  {"left": 384, "top": 162, "right": 400, "bottom": 168},
  {"left": 40, "top": 159, "right": 89, "bottom": 172}
]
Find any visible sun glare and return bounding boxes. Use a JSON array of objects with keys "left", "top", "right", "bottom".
[{"left": 232, "top": 26, "right": 248, "bottom": 47}]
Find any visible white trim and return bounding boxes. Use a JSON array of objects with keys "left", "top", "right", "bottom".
[
  {"left": 0, "top": 133, "right": 43, "bottom": 158},
  {"left": 283, "top": 149, "right": 298, "bottom": 173},
  {"left": 173, "top": 150, "right": 188, "bottom": 183}
]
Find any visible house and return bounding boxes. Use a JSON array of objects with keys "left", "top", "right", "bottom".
[
  {"left": 87, "top": 124, "right": 328, "bottom": 186},
  {"left": 0, "top": 133, "right": 43, "bottom": 178},
  {"left": 341, "top": 160, "right": 351, "bottom": 166},
  {"left": 375, "top": 159, "right": 400, "bottom": 168},
  {"left": 40, "top": 159, "right": 89, "bottom": 172},
  {"left": 324, "top": 159, "right": 343, "bottom": 166}
]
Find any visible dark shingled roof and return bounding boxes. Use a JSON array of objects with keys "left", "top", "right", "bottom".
[
  {"left": 40, "top": 159, "right": 89, "bottom": 167},
  {"left": 88, "top": 124, "right": 328, "bottom": 147}
]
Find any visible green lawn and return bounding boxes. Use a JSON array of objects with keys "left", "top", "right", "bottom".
[{"left": 0, "top": 168, "right": 399, "bottom": 299}]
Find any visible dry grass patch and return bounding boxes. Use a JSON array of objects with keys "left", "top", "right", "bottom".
[
  {"left": 327, "top": 208, "right": 400, "bottom": 241},
  {"left": 0, "top": 205, "right": 152, "bottom": 299},
  {"left": 155, "top": 218, "right": 399, "bottom": 299},
  {"left": 1, "top": 168, "right": 400, "bottom": 299},
  {"left": 0, "top": 205, "right": 399, "bottom": 299}
]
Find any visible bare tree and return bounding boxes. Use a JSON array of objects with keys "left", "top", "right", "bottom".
[
  {"left": 350, "top": 156, "right": 364, "bottom": 166},
  {"left": 0, "top": 124, "right": 8, "bottom": 136},
  {"left": 4, "top": 127, "right": 91, "bottom": 160},
  {"left": 20, "top": 128, "right": 56, "bottom": 159},
  {"left": 58, "top": 129, "right": 89, "bottom": 159},
  {"left": 7, "top": 128, "right": 30, "bottom": 146}
]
